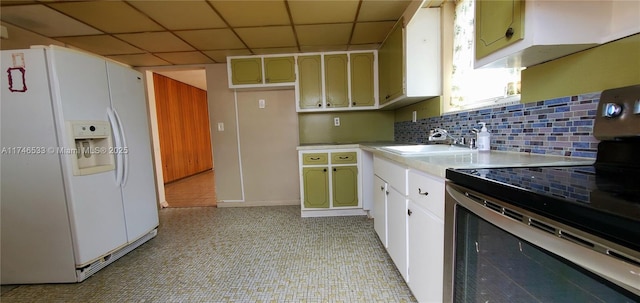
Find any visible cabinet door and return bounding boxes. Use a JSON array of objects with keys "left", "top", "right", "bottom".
[
  {"left": 379, "top": 22, "right": 404, "bottom": 104},
  {"left": 332, "top": 166, "right": 358, "bottom": 207},
  {"left": 387, "top": 188, "right": 408, "bottom": 281},
  {"left": 350, "top": 52, "right": 375, "bottom": 107},
  {"left": 373, "top": 176, "right": 388, "bottom": 247},
  {"left": 264, "top": 56, "right": 295, "bottom": 83},
  {"left": 408, "top": 201, "right": 444, "bottom": 302},
  {"left": 475, "top": 0, "right": 525, "bottom": 59},
  {"left": 298, "top": 55, "right": 323, "bottom": 109},
  {"left": 230, "top": 57, "right": 262, "bottom": 85},
  {"left": 387, "top": 23, "right": 404, "bottom": 102},
  {"left": 324, "top": 54, "right": 349, "bottom": 108},
  {"left": 302, "top": 167, "right": 329, "bottom": 208}
]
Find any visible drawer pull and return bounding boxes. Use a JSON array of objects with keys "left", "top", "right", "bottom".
[
  {"left": 380, "top": 186, "right": 385, "bottom": 191},
  {"left": 338, "top": 156, "right": 350, "bottom": 160},
  {"left": 418, "top": 188, "right": 429, "bottom": 196},
  {"left": 408, "top": 209, "right": 413, "bottom": 216},
  {"left": 309, "top": 157, "right": 321, "bottom": 160}
]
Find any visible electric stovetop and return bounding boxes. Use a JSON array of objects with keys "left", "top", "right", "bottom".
[{"left": 446, "top": 165, "right": 640, "bottom": 252}]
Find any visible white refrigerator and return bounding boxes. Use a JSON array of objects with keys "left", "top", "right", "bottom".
[{"left": 1, "top": 46, "right": 159, "bottom": 284}]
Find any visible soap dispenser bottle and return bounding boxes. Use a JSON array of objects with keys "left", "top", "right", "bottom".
[{"left": 477, "top": 122, "right": 491, "bottom": 152}]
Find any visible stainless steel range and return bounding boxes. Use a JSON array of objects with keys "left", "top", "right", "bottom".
[{"left": 444, "top": 85, "right": 640, "bottom": 302}]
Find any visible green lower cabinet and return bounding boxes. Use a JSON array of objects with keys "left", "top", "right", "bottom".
[
  {"left": 332, "top": 166, "right": 358, "bottom": 207},
  {"left": 302, "top": 167, "right": 329, "bottom": 208}
]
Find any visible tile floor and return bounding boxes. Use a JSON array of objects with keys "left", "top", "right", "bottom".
[
  {"left": 1, "top": 206, "right": 416, "bottom": 302},
  {"left": 164, "top": 169, "right": 217, "bottom": 208}
]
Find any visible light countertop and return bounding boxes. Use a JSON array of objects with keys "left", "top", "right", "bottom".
[{"left": 298, "top": 143, "right": 594, "bottom": 178}]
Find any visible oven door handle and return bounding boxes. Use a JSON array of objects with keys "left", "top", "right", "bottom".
[{"left": 446, "top": 184, "right": 640, "bottom": 297}]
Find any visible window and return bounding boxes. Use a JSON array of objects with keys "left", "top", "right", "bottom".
[{"left": 449, "top": 0, "right": 522, "bottom": 111}]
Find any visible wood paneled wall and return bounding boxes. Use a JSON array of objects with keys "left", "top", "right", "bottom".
[{"left": 153, "top": 73, "right": 213, "bottom": 183}]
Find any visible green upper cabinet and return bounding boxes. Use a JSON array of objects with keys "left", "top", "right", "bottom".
[
  {"left": 324, "top": 54, "right": 349, "bottom": 108},
  {"left": 378, "top": 21, "right": 403, "bottom": 105},
  {"left": 229, "top": 57, "right": 262, "bottom": 85},
  {"left": 332, "top": 166, "right": 358, "bottom": 207},
  {"left": 298, "top": 55, "right": 323, "bottom": 109},
  {"left": 350, "top": 52, "right": 375, "bottom": 107},
  {"left": 475, "top": 0, "right": 525, "bottom": 60},
  {"left": 264, "top": 56, "right": 296, "bottom": 84}
]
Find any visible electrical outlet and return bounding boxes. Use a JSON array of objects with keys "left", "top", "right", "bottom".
[
  {"left": 258, "top": 99, "right": 265, "bottom": 108},
  {"left": 217, "top": 122, "right": 224, "bottom": 132},
  {"left": 412, "top": 111, "right": 417, "bottom": 123},
  {"left": 334, "top": 117, "right": 340, "bottom": 126}
]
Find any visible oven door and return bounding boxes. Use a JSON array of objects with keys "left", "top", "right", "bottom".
[{"left": 443, "top": 182, "right": 640, "bottom": 302}]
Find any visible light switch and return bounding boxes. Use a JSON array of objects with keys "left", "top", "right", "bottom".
[
  {"left": 217, "top": 122, "right": 224, "bottom": 132},
  {"left": 259, "top": 99, "right": 265, "bottom": 109}
]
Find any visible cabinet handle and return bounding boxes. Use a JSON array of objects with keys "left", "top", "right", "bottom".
[
  {"left": 352, "top": 102, "right": 356, "bottom": 106},
  {"left": 418, "top": 188, "right": 429, "bottom": 196},
  {"left": 505, "top": 27, "right": 514, "bottom": 39},
  {"left": 327, "top": 103, "right": 331, "bottom": 107},
  {"left": 317, "top": 103, "right": 322, "bottom": 107},
  {"left": 408, "top": 209, "right": 413, "bottom": 216},
  {"left": 338, "top": 156, "right": 350, "bottom": 159},
  {"left": 385, "top": 190, "right": 389, "bottom": 196},
  {"left": 310, "top": 157, "right": 320, "bottom": 160},
  {"left": 380, "top": 186, "right": 384, "bottom": 191},
  {"left": 265, "top": 78, "right": 270, "bottom": 83},
  {"left": 333, "top": 168, "right": 337, "bottom": 172},
  {"left": 323, "top": 168, "right": 327, "bottom": 172}
]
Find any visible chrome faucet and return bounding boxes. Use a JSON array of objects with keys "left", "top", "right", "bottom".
[{"left": 428, "top": 128, "right": 476, "bottom": 149}]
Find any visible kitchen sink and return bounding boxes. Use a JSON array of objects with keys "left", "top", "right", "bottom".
[{"left": 378, "top": 144, "right": 475, "bottom": 155}]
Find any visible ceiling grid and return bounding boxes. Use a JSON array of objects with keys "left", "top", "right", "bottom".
[{"left": 0, "top": 0, "right": 418, "bottom": 67}]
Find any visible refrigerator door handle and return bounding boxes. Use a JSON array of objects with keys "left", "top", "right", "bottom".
[
  {"left": 113, "top": 109, "right": 129, "bottom": 187},
  {"left": 107, "top": 108, "right": 124, "bottom": 186}
]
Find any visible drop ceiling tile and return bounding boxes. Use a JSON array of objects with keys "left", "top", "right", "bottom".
[
  {"left": 348, "top": 43, "right": 380, "bottom": 51},
  {"left": 209, "top": 0, "right": 289, "bottom": 27},
  {"left": 358, "top": 0, "right": 411, "bottom": 22},
  {"left": 289, "top": 0, "right": 359, "bottom": 24},
  {"left": 235, "top": 26, "right": 296, "bottom": 49},
  {"left": 0, "top": 21, "right": 65, "bottom": 50},
  {"left": 296, "top": 23, "right": 352, "bottom": 47},
  {"left": 202, "top": 49, "right": 252, "bottom": 63},
  {"left": 300, "top": 45, "right": 348, "bottom": 53},
  {"left": 176, "top": 29, "right": 245, "bottom": 50},
  {"left": 55, "top": 35, "right": 142, "bottom": 56},
  {"left": 106, "top": 54, "right": 171, "bottom": 67},
  {"left": 154, "top": 52, "right": 215, "bottom": 65},
  {"left": 252, "top": 47, "right": 300, "bottom": 55},
  {"left": 0, "top": 5, "right": 102, "bottom": 37},
  {"left": 48, "top": 1, "right": 162, "bottom": 33},
  {"left": 351, "top": 21, "right": 396, "bottom": 44},
  {"left": 116, "top": 32, "right": 194, "bottom": 53},
  {"left": 128, "top": 1, "right": 226, "bottom": 30}
]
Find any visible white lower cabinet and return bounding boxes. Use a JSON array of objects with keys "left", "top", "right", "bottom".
[
  {"left": 373, "top": 175, "right": 388, "bottom": 248},
  {"left": 387, "top": 188, "right": 408, "bottom": 281},
  {"left": 372, "top": 155, "right": 445, "bottom": 302},
  {"left": 408, "top": 200, "right": 444, "bottom": 303}
]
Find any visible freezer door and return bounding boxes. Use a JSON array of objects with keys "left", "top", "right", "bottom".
[
  {"left": 1, "top": 48, "right": 78, "bottom": 283},
  {"left": 47, "top": 46, "right": 128, "bottom": 266},
  {"left": 106, "top": 61, "right": 159, "bottom": 242}
]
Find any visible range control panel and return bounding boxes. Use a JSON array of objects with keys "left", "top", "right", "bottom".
[{"left": 594, "top": 85, "right": 640, "bottom": 140}]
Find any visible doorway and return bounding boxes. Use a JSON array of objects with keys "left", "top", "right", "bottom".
[{"left": 145, "top": 68, "right": 216, "bottom": 208}]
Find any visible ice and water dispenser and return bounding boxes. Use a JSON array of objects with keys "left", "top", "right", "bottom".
[{"left": 67, "top": 121, "right": 115, "bottom": 175}]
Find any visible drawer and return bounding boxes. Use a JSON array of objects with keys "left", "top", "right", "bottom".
[
  {"left": 302, "top": 153, "right": 328, "bottom": 165},
  {"left": 331, "top": 152, "right": 357, "bottom": 164},
  {"left": 374, "top": 156, "right": 407, "bottom": 195},
  {"left": 408, "top": 169, "right": 445, "bottom": 220}
]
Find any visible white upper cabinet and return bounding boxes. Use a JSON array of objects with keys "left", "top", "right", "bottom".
[
  {"left": 475, "top": 0, "right": 640, "bottom": 68},
  {"left": 378, "top": 7, "right": 442, "bottom": 110}
]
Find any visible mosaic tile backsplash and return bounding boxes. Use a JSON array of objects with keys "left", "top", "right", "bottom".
[{"left": 395, "top": 91, "right": 601, "bottom": 158}]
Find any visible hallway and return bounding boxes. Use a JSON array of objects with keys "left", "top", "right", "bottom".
[{"left": 164, "top": 170, "right": 217, "bottom": 208}]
